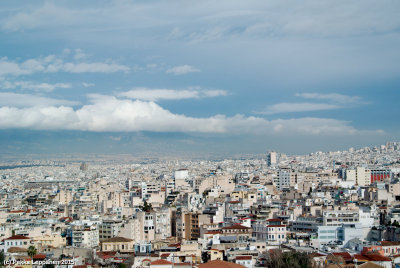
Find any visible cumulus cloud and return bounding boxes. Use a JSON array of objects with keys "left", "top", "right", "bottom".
[
  {"left": 0, "top": 95, "right": 382, "bottom": 136},
  {"left": 0, "top": 92, "right": 79, "bottom": 107},
  {"left": 118, "top": 88, "right": 227, "bottom": 101},
  {"left": 166, "top": 65, "right": 200, "bottom": 75},
  {"left": 0, "top": 55, "right": 129, "bottom": 77},
  {"left": 1, "top": 80, "right": 71, "bottom": 92},
  {"left": 257, "top": 102, "right": 340, "bottom": 115}
]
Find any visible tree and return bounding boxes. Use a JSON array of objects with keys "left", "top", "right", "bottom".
[
  {"left": 266, "top": 250, "right": 312, "bottom": 268},
  {"left": 27, "top": 245, "right": 37, "bottom": 260},
  {"left": 139, "top": 201, "right": 153, "bottom": 212},
  {"left": 0, "top": 250, "right": 4, "bottom": 267}
]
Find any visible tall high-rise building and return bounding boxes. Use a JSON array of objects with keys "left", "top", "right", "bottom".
[{"left": 267, "top": 151, "right": 277, "bottom": 167}]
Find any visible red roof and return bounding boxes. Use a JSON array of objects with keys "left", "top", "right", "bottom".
[
  {"left": 332, "top": 252, "right": 353, "bottom": 261},
  {"left": 267, "top": 219, "right": 282, "bottom": 222},
  {"left": 205, "top": 231, "right": 222, "bottom": 235},
  {"left": 198, "top": 260, "right": 246, "bottom": 268},
  {"left": 151, "top": 259, "right": 173, "bottom": 265},
  {"left": 364, "top": 254, "right": 391, "bottom": 262},
  {"left": 4, "top": 235, "right": 30, "bottom": 240},
  {"left": 236, "top": 256, "right": 252, "bottom": 260},
  {"left": 9, "top": 210, "right": 25, "bottom": 213},
  {"left": 353, "top": 254, "right": 370, "bottom": 262},
  {"left": 33, "top": 254, "right": 46, "bottom": 260},
  {"left": 381, "top": 241, "right": 400, "bottom": 246},
  {"left": 168, "top": 243, "right": 181, "bottom": 248}
]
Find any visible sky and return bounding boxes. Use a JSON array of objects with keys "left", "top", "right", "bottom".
[{"left": 0, "top": 0, "right": 399, "bottom": 156}]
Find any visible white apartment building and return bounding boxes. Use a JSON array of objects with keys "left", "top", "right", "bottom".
[
  {"left": 2, "top": 235, "right": 32, "bottom": 253},
  {"left": 323, "top": 210, "right": 359, "bottom": 226},
  {"left": 99, "top": 219, "right": 123, "bottom": 241},
  {"left": 274, "top": 170, "right": 291, "bottom": 191},
  {"left": 72, "top": 226, "right": 99, "bottom": 248}
]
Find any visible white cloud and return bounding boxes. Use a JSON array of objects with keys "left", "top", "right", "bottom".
[
  {"left": 256, "top": 93, "right": 367, "bottom": 115},
  {"left": 296, "top": 93, "right": 363, "bottom": 104},
  {"left": 166, "top": 65, "right": 200, "bottom": 75},
  {"left": 0, "top": 92, "right": 79, "bottom": 107},
  {"left": 82, "top": 82, "right": 95, "bottom": 87},
  {"left": 0, "top": 95, "right": 382, "bottom": 136},
  {"left": 119, "top": 88, "right": 227, "bottom": 101},
  {"left": 2, "top": 80, "right": 71, "bottom": 92},
  {"left": 0, "top": 54, "right": 129, "bottom": 77},
  {"left": 74, "top": 48, "right": 86, "bottom": 60},
  {"left": 257, "top": 102, "right": 340, "bottom": 115}
]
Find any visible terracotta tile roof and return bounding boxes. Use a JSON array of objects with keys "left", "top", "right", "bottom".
[
  {"left": 235, "top": 256, "right": 252, "bottom": 260},
  {"left": 332, "top": 252, "right": 353, "bottom": 262},
  {"left": 33, "top": 254, "right": 46, "bottom": 260},
  {"left": 380, "top": 241, "right": 400, "bottom": 246},
  {"left": 151, "top": 259, "right": 173, "bottom": 265},
  {"left": 353, "top": 254, "right": 370, "bottom": 262},
  {"left": 4, "top": 235, "right": 30, "bottom": 240},
  {"left": 267, "top": 219, "right": 282, "bottom": 222},
  {"left": 364, "top": 254, "right": 391, "bottom": 262},
  {"left": 205, "top": 231, "right": 222, "bottom": 235},
  {"left": 7, "top": 247, "right": 28, "bottom": 253},
  {"left": 197, "top": 260, "right": 246, "bottom": 268}
]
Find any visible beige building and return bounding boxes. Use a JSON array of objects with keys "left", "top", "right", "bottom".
[
  {"left": 101, "top": 236, "right": 134, "bottom": 252},
  {"left": 33, "top": 234, "right": 66, "bottom": 250},
  {"left": 118, "top": 212, "right": 155, "bottom": 243},
  {"left": 221, "top": 225, "right": 252, "bottom": 242},
  {"left": 209, "top": 248, "right": 224, "bottom": 261}
]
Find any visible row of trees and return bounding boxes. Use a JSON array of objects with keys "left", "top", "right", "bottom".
[{"left": 265, "top": 250, "right": 318, "bottom": 268}]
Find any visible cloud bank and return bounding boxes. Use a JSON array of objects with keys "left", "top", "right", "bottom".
[{"left": 0, "top": 94, "right": 382, "bottom": 136}]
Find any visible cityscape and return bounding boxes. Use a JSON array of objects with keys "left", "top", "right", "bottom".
[
  {"left": 0, "top": 142, "right": 399, "bottom": 267},
  {"left": 1, "top": 1, "right": 400, "bottom": 267}
]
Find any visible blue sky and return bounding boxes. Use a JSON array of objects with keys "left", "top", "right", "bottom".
[{"left": 0, "top": 0, "right": 399, "bottom": 156}]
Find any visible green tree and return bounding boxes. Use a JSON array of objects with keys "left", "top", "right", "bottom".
[
  {"left": 27, "top": 245, "right": 37, "bottom": 261},
  {"left": 266, "top": 250, "right": 312, "bottom": 268},
  {"left": 0, "top": 250, "right": 5, "bottom": 267},
  {"left": 139, "top": 201, "right": 153, "bottom": 212}
]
